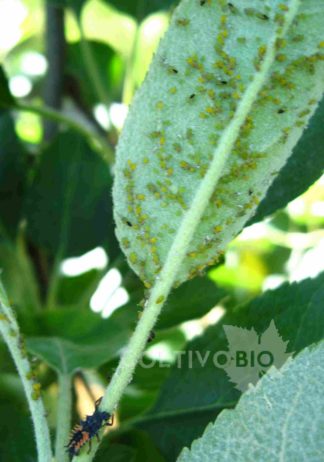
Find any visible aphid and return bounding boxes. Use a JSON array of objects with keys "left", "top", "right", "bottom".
[
  {"left": 66, "top": 397, "right": 113, "bottom": 458},
  {"left": 147, "top": 330, "right": 156, "bottom": 343}
]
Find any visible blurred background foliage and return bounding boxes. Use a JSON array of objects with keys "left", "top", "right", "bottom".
[{"left": 0, "top": 0, "right": 323, "bottom": 461}]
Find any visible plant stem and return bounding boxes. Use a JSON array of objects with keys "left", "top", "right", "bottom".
[
  {"left": 74, "top": 2, "right": 300, "bottom": 460},
  {"left": 14, "top": 102, "right": 115, "bottom": 165},
  {"left": 77, "top": 17, "right": 111, "bottom": 109},
  {"left": 43, "top": 0, "right": 66, "bottom": 140},
  {"left": 0, "top": 282, "right": 52, "bottom": 462},
  {"left": 55, "top": 373, "right": 72, "bottom": 462}
]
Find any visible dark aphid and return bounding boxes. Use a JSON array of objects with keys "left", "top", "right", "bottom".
[
  {"left": 277, "top": 108, "right": 286, "bottom": 114},
  {"left": 126, "top": 220, "right": 133, "bottom": 227},
  {"left": 66, "top": 397, "right": 113, "bottom": 458},
  {"left": 189, "top": 93, "right": 196, "bottom": 99},
  {"left": 147, "top": 330, "right": 156, "bottom": 343},
  {"left": 256, "top": 12, "right": 269, "bottom": 20}
]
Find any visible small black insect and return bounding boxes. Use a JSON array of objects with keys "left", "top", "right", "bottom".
[
  {"left": 66, "top": 397, "right": 113, "bottom": 458},
  {"left": 147, "top": 330, "right": 156, "bottom": 343},
  {"left": 277, "top": 108, "right": 286, "bottom": 114}
]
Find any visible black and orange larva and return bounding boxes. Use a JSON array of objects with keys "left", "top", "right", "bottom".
[{"left": 66, "top": 397, "right": 113, "bottom": 458}]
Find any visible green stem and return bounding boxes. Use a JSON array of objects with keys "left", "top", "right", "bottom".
[
  {"left": 55, "top": 373, "right": 72, "bottom": 462},
  {"left": 77, "top": 17, "right": 111, "bottom": 109},
  {"left": 74, "top": 2, "right": 300, "bottom": 461},
  {"left": 0, "top": 283, "right": 52, "bottom": 462},
  {"left": 14, "top": 102, "right": 114, "bottom": 165}
]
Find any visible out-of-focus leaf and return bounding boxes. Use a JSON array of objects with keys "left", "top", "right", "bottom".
[
  {"left": 156, "top": 277, "right": 226, "bottom": 330},
  {"left": 56, "top": 269, "right": 102, "bottom": 305},
  {"left": 177, "top": 342, "right": 324, "bottom": 462},
  {"left": 105, "top": 0, "right": 175, "bottom": 20},
  {"left": 25, "top": 307, "right": 132, "bottom": 373},
  {"left": 99, "top": 430, "right": 165, "bottom": 462},
  {"left": 0, "top": 111, "right": 27, "bottom": 237},
  {"left": 27, "top": 333, "right": 124, "bottom": 374},
  {"left": 25, "top": 132, "right": 114, "bottom": 258},
  {"left": 251, "top": 96, "right": 324, "bottom": 224},
  {"left": 110, "top": 276, "right": 226, "bottom": 331},
  {"left": 66, "top": 40, "right": 125, "bottom": 105},
  {"left": 46, "top": 0, "right": 85, "bottom": 14},
  {"left": 0, "top": 396, "right": 36, "bottom": 461},
  {"left": 22, "top": 307, "right": 131, "bottom": 345},
  {"left": 0, "top": 66, "right": 15, "bottom": 108},
  {"left": 96, "top": 443, "right": 136, "bottom": 462},
  {"left": 137, "top": 273, "right": 324, "bottom": 461}
]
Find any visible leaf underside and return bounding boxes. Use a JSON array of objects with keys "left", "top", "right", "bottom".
[
  {"left": 177, "top": 342, "right": 324, "bottom": 462},
  {"left": 113, "top": 0, "right": 324, "bottom": 287}
]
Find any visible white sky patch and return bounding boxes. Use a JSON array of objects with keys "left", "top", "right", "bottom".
[
  {"left": 311, "top": 201, "right": 324, "bottom": 217},
  {"left": 94, "top": 104, "right": 110, "bottom": 130},
  {"left": 102, "top": 287, "right": 129, "bottom": 318},
  {"left": 90, "top": 268, "right": 122, "bottom": 313},
  {"left": 9, "top": 75, "right": 32, "bottom": 97},
  {"left": 21, "top": 52, "right": 47, "bottom": 76},
  {"left": 263, "top": 274, "right": 287, "bottom": 291},
  {"left": 0, "top": 0, "right": 27, "bottom": 53},
  {"left": 61, "top": 247, "right": 107, "bottom": 276},
  {"left": 287, "top": 197, "right": 306, "bottom": 217},
  {"left": 109, "top": 103, "right": 128, "bottom": 130},
  {"left": 288, "top": 238, "right": 324, "bottom": 282},
  {"left": 145, "top": 342, "right": 175, "bottom": 363}
]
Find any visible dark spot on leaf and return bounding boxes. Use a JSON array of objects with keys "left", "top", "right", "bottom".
[
  {"left": 126, "top": 221, "right": 133, "bottom": 227},
  {"left": 189, "top": 94, "right": 196, "bottom": 99},
  {"left": 257, "top": 13, "right": 269, "bottom": 20},
  {"left": 278, "top": 108, "right": 286, "bottom": 114},
  {"left": 200, "top": 0, "right": 206, "bottom": 5}
]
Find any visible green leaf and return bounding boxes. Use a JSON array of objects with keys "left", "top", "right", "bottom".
[
  {"left": 177, "top": 342, "right": 324, "bottom": 462},
  {"left": 251, "top": 95, "right": 324, "bottom": 224},
  {"left": 0, "top": 111, "right": 27, "bottom": 237},
  {"left": 156, "top": 276, "right": 225, "bottom": 329},
  {"left": 105, "top": 0, "right": 175, "bottom": 20},
  {"left": 25, "top": 132, "right": 114, "bottom": 258},
  {"left": 0, "top": 395, "right": 36, "bottom": 461},
  {"left": 56, "top": 269, "right": 102, "bottom": 306},
  {"left": 26, "top": 333, "right": 125, "bottom": 374},
  {"left": 137, "top": 273, "right": 324, "bottom": 461},
  {"left": 0, "top": 66, "right": 15, "bottom": 108},
  {"left": 66, "top": 40, "right": 125, "bottom": 105},
  {"left": 96, "top": 443, "right": 137, "bottom": 462},
  {"left": 110, "top": 276, "right": 225, "bottom": 331},
  {"left": 113, "top": 0, "right": 324, "bottom": 287},
  {"left": 98, "top": 430, "right": 165, "bottom": 462},
  {"left": 24, "top": 307, "right": 132, "bottom": 373}
]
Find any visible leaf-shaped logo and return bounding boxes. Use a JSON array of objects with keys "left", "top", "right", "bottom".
[{"left": 219, "top": 320, "right": 292, "bottom": 392}]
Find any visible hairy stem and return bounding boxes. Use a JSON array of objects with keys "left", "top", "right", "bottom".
[
  {"left": 0, "top": 283, "right": 52, "bottom": 462},
  {"left": 75, "top": 2, "right": 300, "bottom": 460},
  {"left": 55, "top": 373, "right": 72, "bottom": 462},
  {"left": 15, "top": 102, "right": 114, "bottom": 164}
]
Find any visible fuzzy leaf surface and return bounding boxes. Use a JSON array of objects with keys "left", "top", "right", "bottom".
[{"left": 113, "top": 0, "right": 324, "bottom": 286}]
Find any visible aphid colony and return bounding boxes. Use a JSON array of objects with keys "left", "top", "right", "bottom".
[{"left": 66, "top": 397, "right": 113, "bottom": 457}]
